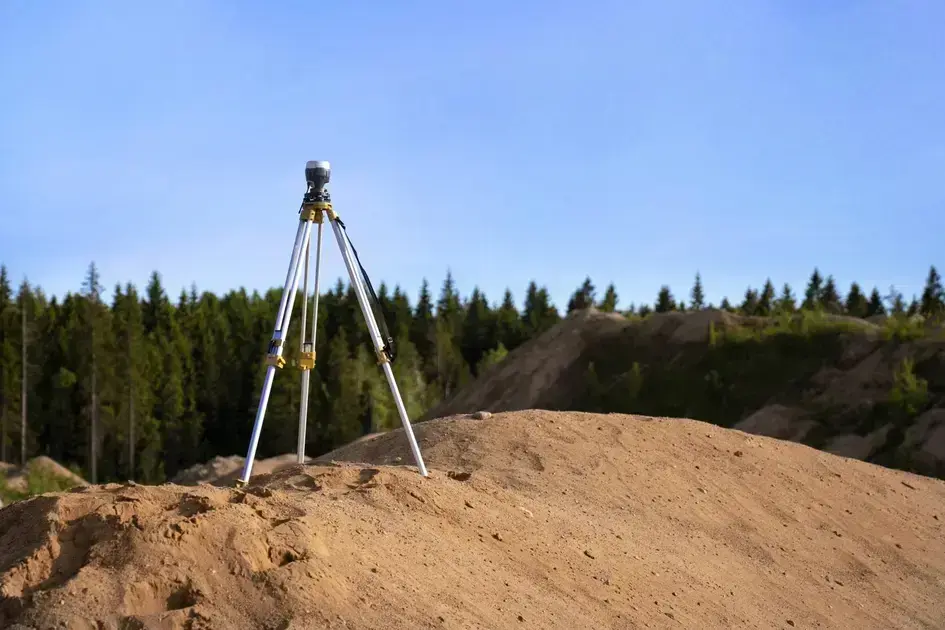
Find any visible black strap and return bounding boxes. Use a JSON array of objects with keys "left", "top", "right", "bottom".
[{"left": 336, "top": 218, "right": 396, "bottom": 363}]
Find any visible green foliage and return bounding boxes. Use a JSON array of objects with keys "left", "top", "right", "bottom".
[
  {"left": 889, "top": 358, "right": 929, "bottom": 419},
  {"left": 476, "top": 342, "right": 509, "bottom": 375}
]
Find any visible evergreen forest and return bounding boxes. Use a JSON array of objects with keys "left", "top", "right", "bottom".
[{"left": 0, "top": 262, "right": 942, "bottom": 485}]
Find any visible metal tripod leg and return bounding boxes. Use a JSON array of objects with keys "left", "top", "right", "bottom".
[
  {"left": 239, "top": 214, "right": 315, "bottom": 485},
  {"left": 327, "top": 216, "right": 429, "bottom": 477},
  {"left": 297, "top": 221, "right": 323, "bottom": 463}
]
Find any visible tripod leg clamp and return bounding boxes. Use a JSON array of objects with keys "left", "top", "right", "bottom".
[
  {"left": 265, "top": 354, "right": 286, "bottom": 368},
  {"left": 299, "top": 350, "right": 316, "bottom": 370}
]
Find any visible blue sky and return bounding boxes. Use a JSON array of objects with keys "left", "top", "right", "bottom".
[{"left": 1, "top": 1, "right": 942, "bottom": 311}]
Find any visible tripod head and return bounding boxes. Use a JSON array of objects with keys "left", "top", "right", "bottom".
[{"left": 305, "top": 161, "right": 331, "bottom": 193}]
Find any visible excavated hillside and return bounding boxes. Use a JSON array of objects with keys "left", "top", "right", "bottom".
[
  {"left": 423, "top": 309, "right": 945, "bottom": 480},
  {"left": 2, "top": 410, "right": 945, "bottom": 629}
]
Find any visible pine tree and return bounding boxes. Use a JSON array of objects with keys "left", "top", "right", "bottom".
[
  {"left": 654, "top": 286, "right": 676, "bottom": 313},
  {"left": 566, "top": 277, "right": 596, "bottom": 313},
  {"left": 719, "top": 297, "right": 734, "bottom": 313},
  {"left": 0, "top": 266, "right": 15, "bottom": 462},
  {"left": 689, "top": 273, "right": 705, "bottom": 310},
  {"left": 920, "top": 265, "right": 945, "bottom": 318},
  {"left": 522, "top": 281, "right": 559, "bottom": 336},
  {"left": 907, "top": 296, "right": 920, "bottom": 317},
  {"left": 78, "top": 262, "right": 111, "bottom": 483},
  {"left": 866, "top": 288, "right": 886, "bottom": 317},
  {"left": 777, "top": 283, "right": 796, "bottom": 314},
  {"left": 820, "top": 276, "right": 842, "bottom": 314},
  {"left": 844, "top": 282, "right": 868, "bottom": 318},
  {"left": 493, "top": 289, "right": 525, "bottom": 351},
  {"left": 460, "top": 288, "right": 492, "bottom": 376},
  {"left": 757, "top": 279, "right": 776, "bottom": 316},
  {"left": 740, "top": 288, "right": 759, "bottom": 316},
  {"left": 410, "top": 279, "right": 436, "bottom": 381},
  {"left": 802, "top": 268, "right": 823, "bottom": 310},
  {"left": 17, "top": 280, "right": 32, "bottom": 465},
  {"left": 598, "top": 283, "right": 618, "bottom": 313}
]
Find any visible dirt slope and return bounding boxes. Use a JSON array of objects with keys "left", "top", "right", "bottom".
[{"left": 2, "top": 410, "right": 944, "bottom": 629}]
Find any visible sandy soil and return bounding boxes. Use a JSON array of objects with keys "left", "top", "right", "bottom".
[{"left": 2, "top": 410, "right": 944, "bottom": 629}]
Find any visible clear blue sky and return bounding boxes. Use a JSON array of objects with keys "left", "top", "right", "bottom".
[{"left": 1, "top": 0, "right": 942, "bottom": 311}]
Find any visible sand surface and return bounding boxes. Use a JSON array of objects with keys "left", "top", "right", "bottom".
[{"left": 2, "top": 410, "right": 944, "bottom": 629}]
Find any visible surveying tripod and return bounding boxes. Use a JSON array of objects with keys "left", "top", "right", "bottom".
[{"left": 237, "top": 161, "right": 428, "bottom": 485}]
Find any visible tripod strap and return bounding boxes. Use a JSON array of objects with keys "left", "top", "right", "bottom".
[{"left": 336, "top": 218, "right": 396, "bottom": 363}]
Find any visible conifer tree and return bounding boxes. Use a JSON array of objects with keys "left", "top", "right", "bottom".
[
  {"left": 777, "top": 283, "right": 796, "bottom": 313},
  {"left": 522, "top": 281, "right": 559, "bottom": 336},
  {"left": 410, "top": 279, "right": 436, "bottom": 381},
  {"left": 920, "top": 265, "right": 944, "bottom": 318},
  {"left": 740, "top": 288, "right": 759, "bottom": 316},
  {"left": 689, "top": 273, "right": 705, "bottom": 310},
  {"left": 802, "top": 268, "right": 823, "bottom": 310},
  {"left": 820, "top": 276, "right": 842, "bottom": 314},
  {"left": 719, "top": 297, "right": 734, "bottom": 312},
  {"left": 566, "top": 277, "right": 596, "bottom": 313},
  {"left": 493, "top": 289, "right": 525, "bottom": 351},
  {"left": 461, "top": 288, "right": 492, "bottom": 376},
  {"left": 654, "top": 286, "right": 675, "bottom": 313},
  {"left": 757, "top": 279, "right": 776, "bottom": 316},
  {"left": 844, "top": 282, "right": 868, "bottom": 318},
  {"left": 0, "top": 266, "right": 15, "bottom": 462},
  {"left": 866, "top": 288, "right": 886, "bottom": 317},
  {"left": 78, "top": 262, "right": 111, "bottom": 483},
  {"left": 598, "top": 283, "right": 618, "bottom": 312}
]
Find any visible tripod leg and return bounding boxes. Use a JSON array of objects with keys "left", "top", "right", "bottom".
[
  {"left": 297, "top": 221, "right": 323, "bottom": 463},
  {"left": 327, "top": 217, "right": 429, "bottom": 477},
  {"left": 239, "top": 217, "right": 315, "bottom": 484}
]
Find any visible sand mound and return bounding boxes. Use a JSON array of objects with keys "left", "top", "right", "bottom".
[
  {"left": 171, "top": 454, "right": 312, "bottom": 487},
  {"left": 2, "top": 410, "right": 945, "bottom": 629}
]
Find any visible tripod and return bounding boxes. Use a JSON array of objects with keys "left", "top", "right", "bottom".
[{"left": 237, "top": 160, "right": 428, "bottom": 485}]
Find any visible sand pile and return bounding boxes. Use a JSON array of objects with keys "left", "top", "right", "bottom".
[{"left": 2, "top": 410, "right": 945, "bottom": 629}]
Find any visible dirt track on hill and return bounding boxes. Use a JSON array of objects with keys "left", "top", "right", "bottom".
[{"left": 2, "top": 410, "right": 945, "bottom": 629}]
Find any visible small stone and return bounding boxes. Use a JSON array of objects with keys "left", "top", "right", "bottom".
[
  {"left": 584, "top": 549, "right": 596, "bottom": 559},
  {"left": 471, "top": 411, "right": 492, "bottom": 420},
  {"left": 787, "top": 621, "right": 795, "bottom": 627},
  {"left": 902, "top": 480, "right": 916, "bottom": 490},
  {"left": 518, "top": 615, "right": 524, "bottom": 622},
  {"left": 493, "top": 532, "right": 503, "bottom": 541},
  {"left": 734, "top": 450, "right": 744, "bottom": 457},
  {"left": 465, "top": 500, "right": 474, "bottom": 509}
]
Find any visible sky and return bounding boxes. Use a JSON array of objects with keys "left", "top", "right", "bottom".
[{"left": 1, "top": 0, "right": 943, "bottom": 312}]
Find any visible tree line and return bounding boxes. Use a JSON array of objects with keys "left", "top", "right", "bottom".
[{"left": 0, "top": 262, "right": 942, "bottom": 484}]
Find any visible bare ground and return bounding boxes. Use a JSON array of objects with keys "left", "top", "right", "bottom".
[{"left": 2, "top": 410, "right": 944, "bottom": 629}]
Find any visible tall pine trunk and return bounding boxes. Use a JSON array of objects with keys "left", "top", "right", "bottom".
[
  {"left": 20, "top": 300, "right": 26, "bottom": 466},
  {"left": 91, "top": 337, "right": 98, "bottom": 484},
  {"left": 128, "top": 339, "right": 135, "bottom": 481}
]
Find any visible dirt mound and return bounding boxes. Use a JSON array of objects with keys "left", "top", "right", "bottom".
[
  {"left": 3, "top": 410, "right": 944, "bottom": 629},
  {"left": 171, "top": 453, "right": 312, "bottom": 487}
]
